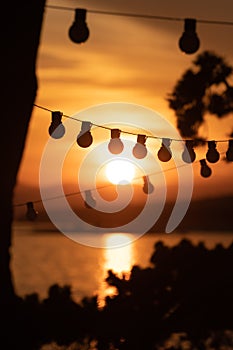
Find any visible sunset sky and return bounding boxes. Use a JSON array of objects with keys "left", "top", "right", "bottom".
[{"left": 14, "top": 0, "right": 233, "bottom": 211}]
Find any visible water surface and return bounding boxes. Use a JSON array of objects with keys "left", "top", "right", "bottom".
[{"left": 12, "top": 221, "right": 233, "bottom": 305}]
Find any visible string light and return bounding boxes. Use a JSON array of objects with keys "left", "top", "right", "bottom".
[
  {"left": 157, "top": 138, "right": 172, "bottom": 162},
  {"left": 46, "top": 4, "right": 233, "bottom": 53},
  {"left": 142, "top": 175, "right": 154, "bottom": 194},
  {"left": 15, "top": 151, "right": 229, "bottom": 220},
  {"left": 13, "top": 103, "right": 231, "bottom": 220},
  {"left": 200, "top": 159, "right": 212, "bottom": 178},
  {"left": 206, "top": 141, "right": 220, "bottom": 163},
  {"left": 34, "top": 103, "right": 232, "bottom": 145},
  {"left": 178, "top": 18, "right": 200, "bottom": 54},
  {"left": 77, "top": 121, "right": 93, "bottom": 148},
  {"left": 132, "top": 134, "right": 148, "bottom": 159},
  {"left": 48, "top": 111, "right": 65, "bottom": 139},
  {"left": 226, "top": 139, "right": 233, "bottom": 161},
  {"left": 108, "top": 129, "right": 124, "bottom": 154},
  {"left": 68, "top": 8, "right": 89, "bottom": 44},
  {"left": 35, "top": 104, "right": 233, "bottom": 175},
  {"left": 182, "top": 140, "right": 196, "bottom": 163},
  {"left": 12, "top": 2, "right": 233, "bottom": 220},
  {"left": 26, "top": 202, "right": 38, "bottom": 221},
  {"left": 46, "top": 4, "right": 233, "bottom": 27}
]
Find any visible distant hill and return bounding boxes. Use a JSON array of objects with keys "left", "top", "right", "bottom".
[
  {"left": 176, "top": 196, "right": 233, "bottom": 232},
  {"left": 149, "top": 196, "right": 233, "bottom": 232}
]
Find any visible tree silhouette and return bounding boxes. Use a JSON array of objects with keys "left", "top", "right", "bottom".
[{"left": 167, "top": 51, "right": 233, "bottom": 139}]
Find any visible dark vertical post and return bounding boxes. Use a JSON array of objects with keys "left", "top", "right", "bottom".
[{"left": 0, "top": 0, "right": 46, "bottom": 303}]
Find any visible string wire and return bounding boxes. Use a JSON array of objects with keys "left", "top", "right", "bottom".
[
  {"left": 33, "top": 103, "right": 232, "bottom": 143},
  {"left": 45, "top": 4, "right": 233, "bottom": 26},
  {"left": 13, "top": 152, "right": 227, "bottom": 208},
  {"left": 14, "top": 104, "right": 231, "bottom": 209}
]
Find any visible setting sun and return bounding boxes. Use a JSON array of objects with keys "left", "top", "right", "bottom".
[{"left": 105, "top": 159, "right": 135, "bottom": 185}]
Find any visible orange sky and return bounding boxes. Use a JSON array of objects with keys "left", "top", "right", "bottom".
[{"left": 15, "top": 0, "right": 233, "bottom": 209}]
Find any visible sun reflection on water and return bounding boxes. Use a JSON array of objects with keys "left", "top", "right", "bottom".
[
  {"left": 104, "top": 234, "right": 134, "bottom": 274},
  {"left": 98, "top": 233, "right": 134, "bottom": 307}
]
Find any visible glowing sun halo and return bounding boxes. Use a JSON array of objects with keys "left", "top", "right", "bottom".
[{"left": 106, "top": 159, "right": 135, "bottom": 185}]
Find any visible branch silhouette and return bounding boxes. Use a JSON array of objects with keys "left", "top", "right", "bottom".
[{"left": 167, "top": 51, "right": 233, "bottom": 139}]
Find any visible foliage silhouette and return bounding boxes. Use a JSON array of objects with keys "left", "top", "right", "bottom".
[
  {"left": 167, "top": 51, "right": 233, "bottom": 139},
  {"left": 1, "top": 239, "right": 233, "bottom": 350}
]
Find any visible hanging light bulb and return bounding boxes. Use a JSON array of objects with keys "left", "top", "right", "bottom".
[
  {"left": 142, "top": 175, "right": 154, "bottom": 194},
  {"left": 226, "top": 139, "right": 233, "bottom": 161},
  {"left": 182, "top": 140, "right": 196, "bottom": 163},
  {"left": 26, "top": 202, "right": 38, "bottom": 221},
  {"left": 48, "top": 111, "right": 65, "bottom": 139},
  {"left": 132, "top": 135, "right": 148, "bottom": 159},
  {"left": 77, "top": 121, "right": 93, "bottom": 148},
  {"left": 200, "top": 159, "right": 212, "bottom": 178},
  {"left": 157, "top": 138, "right": 172, "bottom": 162},
  {"left": 68, "top": 8, "right": 89, "bottom": 44},
  {"left": 108, "top": 129, "right": 124, "bottom": 154},
  {"left": 178, "top": 18, "right": 200, "bottom": 54},
  {"left": 206, "top": 141, "right": 220, "bottom": 163},
  {"left": 84, "top": 190, "right": 96, "bottom": 209}
]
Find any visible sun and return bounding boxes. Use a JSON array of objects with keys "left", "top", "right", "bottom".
[{"left": 105, "top": 159, "right": 135, "bottom": 185}]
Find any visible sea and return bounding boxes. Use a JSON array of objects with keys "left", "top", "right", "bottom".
[{"left": 12, "top": 221, "right": 233, "bottom": 307}]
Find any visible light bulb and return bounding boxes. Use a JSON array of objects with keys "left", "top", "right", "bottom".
[
  {"left": 206, "top": 141, "right": 220, "bottom": 163},
  {"left": 132, "top": 135, "right": 147, "bottom": 159},
  {"left": 142, "top": 176, "right": 154, "bottom": 194},
  {"left": 48, "top": 111, "right": 65, "bottom": 139},
  {"left": 178, "top": 18, "right": 200, "bottom": 54},
  {"left": 77, "top": 121, "right": 93, "bottom": 148},
  {"left": 226, "top": 140, "right": 233, "bottom": 161},
  {"left": 84, "top": 190, "right": 96, "bottom": 209},
  {"left": 182, "top": 140, "right": 196, "bottom": 163},
  {"left": 200, "top": 159, "right": 212, "bottom": 178},
  {"left": 157, "top": 138, "right": 172, "bottom": 162},
  {"left": 68, "top": 8, "right": 89, "bottom": 44},
  {"left": 26, "top": 202, "right": 38, "bottom": 221},
  {"left": 108, "top": 129, "right": 124, "bottom": 154}
]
